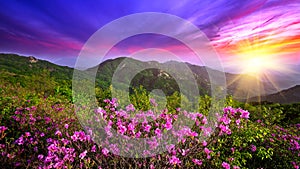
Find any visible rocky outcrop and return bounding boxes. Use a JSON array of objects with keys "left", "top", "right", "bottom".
[{"left": 29, "top": 56, "right": 38, "bottom": 63}]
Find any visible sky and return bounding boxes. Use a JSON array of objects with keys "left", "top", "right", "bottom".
[{"left": 0, "top": 0, "right": 300, "bottom": 74}]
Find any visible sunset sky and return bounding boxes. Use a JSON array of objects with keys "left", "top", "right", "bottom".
[{"left": 0, "top": 0, "right": 300, "bottom": 74}]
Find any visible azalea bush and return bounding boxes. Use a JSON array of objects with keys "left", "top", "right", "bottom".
[{"left": 0, "top": 94, "right": 299, "bottom": 168}]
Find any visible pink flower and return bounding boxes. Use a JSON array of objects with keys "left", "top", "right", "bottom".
[
  {"left": 79, "top": 150, "right": 87, "bottom": 159},
  {"left": 37, "top": 154, "right": 44, "bottom": 160},
  {"left": 118, "top": 125, "right": 127, "bottom": 135},
  {"left": 188, "top": 131, "right": 198, "bottom": 137},
  {"left": 169, "top": 155, "right": 181, "bottom": 165},
  {"left": 102, "top": 148, "right": 109, "bottom": 156},
  {"left": 71, "top": 131, "right": 89, "bottom": 142},
  {"left": 201, "top": 126, "right": 212, "bottom": 136},
  {"left": 235, "top": 119, "right": 240, "bottom": 125},
  {"left": 0, "top": 144, "right": 5, "bottom": 149},
  {"left": 292, "top": 161, "right": 299, "bottom": 169},
  {"left": 71, "top": 133, "right": 78, "bottom": 141},
  {"left": 53, "top": 161, "right": 64, "bottom": 168},
  {"left": 47, "top": 144, "right": 58, "bottom": 152},
  {"left": 233, "top": 166, "right": 240, "bottom": 169},
  {"left": 55, "top": 130, "right": 62, "bottom": 136},
  {"left": 202, "top": 117, "right": 208, "bottom": 124},
  {"left": 181, "top": 149, "right": 189, "bottom": 156},
  {"left": 204, "top": 148, "right": 212, "bottom": 159},
  {"left": 240, "top": 110, "right": 250, "bottom": 119},
  {"left": 109, "top": 144, "right": 120, "bottom": 155},
  {"left": 64, "top": 124, "right": 69, "bottom": 129},
  {"left": 31, "top": 106, "right": 37, "bottom": 111},
  {"left": 224, "top": 107, "right": 237, "bottom": 115},
  {"left": 128, "top": 123, "right": 135, "bottom": 131},
  {"left": 126, "top": 104, "right": 135, "bottom": 112},
  {"left": 16, "top": 136, "right": 24, "bottom": 145},
  {"left": 91, "top": 145, "right": 97, "bottom": 152},
  {"left": 144, "top": 124, "right": 152, "bottom": 133},
  {"left": 60, "top": 138, "right": 69, "bottom": 145},
  {"left": 147, "top": 138, "right": 159, "bottom": 150},
  {"left": 202, "top": 141, "right": 207, "bottom": 147},
  {"left": 44, "top": 117, "right": 51, "bottom": 124},
  {"left": 135, "top": 131, "right": 141, "bottom": 138},
  {"left": 219, "top": 124, "right": 231, "bottom": 135},
  {"left": 155, "top": 128, "right": 162, "bottom": 137},
  {"left": 250, "top": 145, "right": 256, "bottom": 152},
  {"left": 204, "top": 147, "right": 211, "bottom": 154},
  {"left": 164, "top": 122, "right": 172, "bottom": 130},
  {"left": 150, "top": 98, "right": 158, "bottom": 107},
  {"left": 143, "top": 150, "right": 151, "bottom": 156},
  {"left": 105, "top": 126, "right": 112, "bottom": 138},
  {"left": 192, "top": 159, "right": 202, "bottom": 166},
  {"left": 220, "top": 116, "right": 231, "bottom": 125},
  {"left": 0, "top": 126, "right": 8, "bottom": 133},
  {"left": 25, "top": 132, "right": 31, "bottom": 137},
  {"left": 166, "top": 144, "right": 176, "bottom": 154},
  {"left": 222, "top": 162, "right": 230, "bottom": 169},
  {"left": 6, "top": 153, "right": 14, "bottom": 159}
]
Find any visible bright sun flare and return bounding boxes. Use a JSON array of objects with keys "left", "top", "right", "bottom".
[
  {"left": 240, "top": 55, "right": 279, "bottom": 75},
  {"left": 234, "top": 37, "right": 281, "bottom": 75}
]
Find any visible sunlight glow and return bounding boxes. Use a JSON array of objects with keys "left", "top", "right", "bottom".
[
  {"left": 240, "top": 55, "right": 279, "bottom": 75},
  {"left": 233, "top": 36, "right": 283, "bottom": 75}
]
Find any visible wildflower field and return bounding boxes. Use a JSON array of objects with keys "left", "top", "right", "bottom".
[
  {"left": 1, "top": 0, "right": 300, "bottom": 167},
  {"left": 0, "top": 66, "right": 299, "bottom": 169}
]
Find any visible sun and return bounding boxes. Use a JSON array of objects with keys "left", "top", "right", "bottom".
[
  {"left": 233, "top": 37, "right": 281, "bottom": 75},
  {"left": 239, "top": 52, "right": 279, "bottom": 75},
  {"left": 214, "top": 29, "right": 289, "bottom": 76}
]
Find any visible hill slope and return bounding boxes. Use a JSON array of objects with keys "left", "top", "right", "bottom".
[
  {"left": 0, "top": 53, "right": 73, "bottom": 81},
  {"left": 248, "top": 85, "right": 300, "bottom": 104}
]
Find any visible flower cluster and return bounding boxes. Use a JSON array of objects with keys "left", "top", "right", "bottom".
[{"left": 0, "top": 98, "right": 299, "bottom": 169}]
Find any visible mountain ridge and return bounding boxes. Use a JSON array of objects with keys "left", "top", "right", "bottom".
[
  {"left": 248, "top": 85, "right": 300, "bottom": 104},
  {"left": 90, "top": 56, "right": 279, "bottom": 99},
  {"left": 0, "top": 53, "right": 291, "bottom": 101}
]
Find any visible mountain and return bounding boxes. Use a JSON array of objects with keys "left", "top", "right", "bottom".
[
  {"left": 259, "top": 66, "right": 300, "bottom": 90},
  {"left": 0, "top": 53, "right": 284, "bottom": 101},
  {"left": 89, "top": 57, "right": 279, "bottom": 100},
  {"left": 0, "top": 53, "right": 74, "bottom": 81},
  {"left": 248, "top": 85, "right": 300, "bottom": 104}
]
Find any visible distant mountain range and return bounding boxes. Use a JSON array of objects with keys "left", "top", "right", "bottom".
[
  {"left": 1, "top": 53, "right": 299, "bottom": 103},
  {"left": 259, "top": 66, "right": 300, "bottom": 90},
  {"left": 91, "top": 57, "right": 279, "bottom": 100},
  {"left": 248, "top": 85, "right": 300, "bottom": 104}
]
